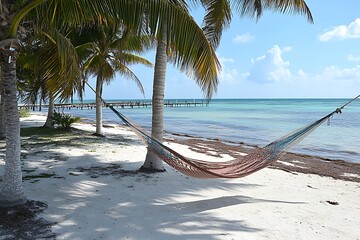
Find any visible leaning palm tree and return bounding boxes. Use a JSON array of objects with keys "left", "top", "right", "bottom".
[
  {"left": 141, "top": 0, "right": 313, "bottom": 172},
  {"left": 75, "top": 25, "right": 153, "bottom": 136},
  {"left": 1, "top": 0, "right": 219, "bottom": 207}
]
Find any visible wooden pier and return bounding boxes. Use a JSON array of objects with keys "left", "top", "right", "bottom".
[{"left": 19, "top": 100, "right": 208, "bottom": 111}]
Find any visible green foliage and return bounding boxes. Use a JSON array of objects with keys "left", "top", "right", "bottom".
[
  {"left": 51, "top": 111, "right": 81, "bottom": 129},
  {"left": 19, "top": 108, "right": 30, "bottom": 118},
  {"left": 20, "top": 126, "right": 71, "bottom": 137}
]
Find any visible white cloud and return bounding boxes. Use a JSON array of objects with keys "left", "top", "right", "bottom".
[
  {"left": 217, "top": 55, "right": 237, "bottom": 83},
  {"left": 291, "top": 64, "right": 360, "bottom": 95},
  {"left": 282, "top": 46, "right": 293, "bottom": 52},
  {"left": 216, "top": 47, "right": 360, "bottom": 98},
  {"left": 319, "top": 65, "right": 360, "bottom": 80},
  {"left": 247, "top": 45, "right": 292, "bottom": 83},
  {"left": 219, "top": 67, "right": 239, "bottom": 84},
  {"left": 217, "top": 56, "right": 249, "bottom": 84},
  {"left": 297, "top": 69, "right": 307, "bottom": 78},
  {"left": 347, "top": 54, "right": 360, "bottom": 62},
  {"left": 251, "top": 55, "right": 265, "bottom": 63},
  {"left": 232, "top": 32, "right": 255, "bottom": 43},
  {"left": 319, "top": 18, "right": 360, "bottom": 41},
  {"left": 219, "top": 57, "right": 234, "bottom": 64},
  {"left": 240, "top": 63, "right": 360, "bottom": 98}
]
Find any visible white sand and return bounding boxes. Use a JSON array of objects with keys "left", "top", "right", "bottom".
[{"left": 1, "top": 112, "right": 360, "bottom": 240}]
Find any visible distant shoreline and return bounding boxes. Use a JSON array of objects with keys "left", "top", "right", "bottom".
[
  {"left": 68, "top": 97, "right": 359, "bottom": 102},
  {"left": 17, "top": 97, "right": 358, "bottom": 106}
]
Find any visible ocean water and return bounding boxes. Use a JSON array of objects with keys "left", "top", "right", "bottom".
[{"left": 61, "top": 98, "right": 360, "bottom": 163}]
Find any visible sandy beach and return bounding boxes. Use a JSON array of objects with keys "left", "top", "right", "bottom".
[{"left": 1, "top": 112, "right": 360, "bottom": 240}]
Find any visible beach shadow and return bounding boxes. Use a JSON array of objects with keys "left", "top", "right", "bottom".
[
  {"left": 160, "top": 195, "right": 306, "bottom": 214},
  {"left": 51, "top": 171, "right": 264, "bottom": 239},
  {"left": 1, "top": 124, "right": 308, "bottom": 240},
  {"left": 46, "top": 160, "right": 309, "bottom": 240},
  {"left": 0, "top": 200, "right": 56, "bottom": 240}
]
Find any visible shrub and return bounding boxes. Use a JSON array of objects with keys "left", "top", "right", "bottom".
[
  {"left": 51, "top": 111, "right": 81, "bottom": 129},
  {"left": 19, "top": 108, "right": 30, "bottom": 118}
]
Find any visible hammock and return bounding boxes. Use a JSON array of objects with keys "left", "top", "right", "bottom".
[
  {"left": 103, "top": 95, "right": 359, "bottom": 179},
  {"left": 84, "top": 79, "right": 358, "bottom": 179}
]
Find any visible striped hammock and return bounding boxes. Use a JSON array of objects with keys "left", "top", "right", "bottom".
[{"left": 106, "top": 95, "right": 359, "bottom": 178}]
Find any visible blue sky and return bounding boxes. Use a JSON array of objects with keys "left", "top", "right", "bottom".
[{"left": 85, "top": 0, "right": 360, "bottom": 100}]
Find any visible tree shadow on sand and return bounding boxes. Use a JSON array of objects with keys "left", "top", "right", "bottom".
[
  {"left": 0, "top": 200, "right": 56, "bottom": 240},
  {"left": 1, "top": 125, "right": 308, "bottom": 240},
  {"left": 54, "top": 161, "right": 306, "bottom": 240}
]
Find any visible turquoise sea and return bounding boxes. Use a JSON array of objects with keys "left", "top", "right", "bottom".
[{"left": 62, "top": 98, "right": 360, "bottom": 163}]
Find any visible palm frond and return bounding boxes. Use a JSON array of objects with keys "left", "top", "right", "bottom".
[
  {"left": 82, "top": 54, "right": 102, "bottom": 75},
  {"left": 9, "top": 0, "right": 46, "bottom": 36},
  {"left": 116, "top": 65, "right": 145, "bottom": 96},
  {"left": 101, "top": 62, "right": 116, "bottom": 81},
  {"left": 232, "top": 0, "right": 313, "bottom": 23},
  {"left": 110, "top": 34, "right": 156, "bottom": 53},
  {"left": 16, "top": 48, "right": 48, "bottom": 105},
  {"left": 201, "top": 0, "right": 232, "bottom": 48},
  {"left": 12, "top": 0, "right": 221, "bottom": 99},
  {"left": 114, "top": 53, "right": 153, "bottom": 67},
  {"left": 37, "top": 29, "right": 82, "bottom": 101},
  {"left": 75, "top": 42, "right": 97, "bottom": 63},
  {"left": 157, "top": 2, "right": 220, "bottom": 99}
]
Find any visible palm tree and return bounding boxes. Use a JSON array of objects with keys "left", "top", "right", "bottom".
[
  {"left": 1, "top": 0, "right": 220, "bottom": 207},
  {"left": 141, "top": 0, "right": 313, "bottom": 172},
  {"left": 16, "top": 37, "right": 78, "bottom": 128},
  {"left": 75, "top": 25, "right": 153, "bottom": 136},
  {"left": 17, "top": 54, "right": 46, "bottom": 112},
  {"left": 17, "top": 60, "right": 56, "bottom": 128},
  {"left": 141, "top": 1, "right": 223, "bottom": 171},
  {"left": 0, "top": 48, "right": 26, "bottom": 206}
]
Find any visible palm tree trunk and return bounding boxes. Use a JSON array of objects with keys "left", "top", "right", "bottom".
[
  {"left": 141, "top": 24, "right": 168, "bottom": 171},
  {"left": 95, "top": 69, "right": 104, "bottom": 136},
  {"left": 0, "top": 78, "right": 5, "bottom": 140},
  {"left": 44, "top": 94, "right": 55, "bottom": 128},
  {"left": 0, "top": 53, "right": 26, "bottom": 207},
  {"left": 39, "top": 98, "right": 42, "bottom": 112}
]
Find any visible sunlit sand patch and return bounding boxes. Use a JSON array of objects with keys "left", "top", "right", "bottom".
[
  {"left": 195, "top": 143, "right": 215, "bottom": 150},
  {"left": 278, "top": 160, "right": 309, "bottom": 169},
  {"left": 342, "top": 173, "right": 360, "bottom": 178},
  {"left": 292, "top": 160, "right": 306, "bottom": 164},
  {"left": 63, "top": 180, "right": 107, "bottom": 198}
]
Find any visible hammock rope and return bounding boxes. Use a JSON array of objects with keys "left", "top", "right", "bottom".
[{"left": 86, "top": 82, "right": 359, "bottom": 178}]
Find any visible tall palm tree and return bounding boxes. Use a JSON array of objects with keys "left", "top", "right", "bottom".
[
  {"left": 0, "top": 48, "right": 25, "bottom": 206},
  {"left": 1, "top": 0, "right": 220, "bottom": 207},
  {"left": 76, "top": 25, "right": 153, "bottom": 136},
  {"left": 141, "top": 0, "right": 313, "bottom": 172}
]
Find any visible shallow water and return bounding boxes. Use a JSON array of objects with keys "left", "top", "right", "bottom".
[{"left": 61, "top": 98, "right": 360, "bottom": 163}]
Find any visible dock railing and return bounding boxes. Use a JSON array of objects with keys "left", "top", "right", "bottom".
[{"left": 19, "top": 100, "right": 209, "bottom": 111}]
